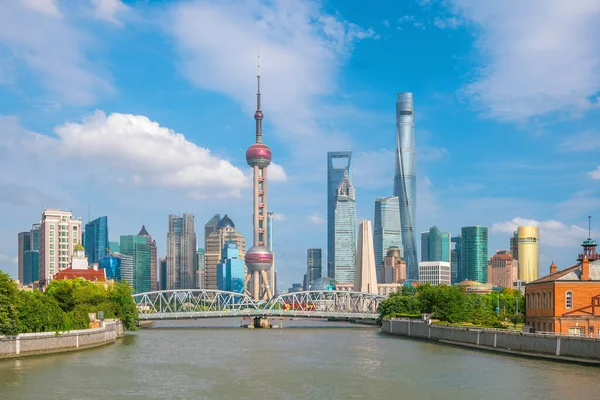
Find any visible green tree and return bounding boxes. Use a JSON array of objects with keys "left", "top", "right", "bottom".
[
  {"left": 0, "top": 271, "right": 19, "bottom": 335},
  {"left": 108, "top": 281, "right": 138, "bottom": 330},
  {"left": 17, "top": 291, "right": 66, "bottom": 333}
]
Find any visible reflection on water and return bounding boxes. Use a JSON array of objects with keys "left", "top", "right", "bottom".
[{"left": 0, "top": 319, "right": 597, "bottom": 400}]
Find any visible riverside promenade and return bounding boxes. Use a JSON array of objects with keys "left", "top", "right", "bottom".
[
  {"left": 382, "top": 318, "right": 600, "bottom": 365},
  {"left": 0, "top": 320, "right": 124, "bottom": 360}
]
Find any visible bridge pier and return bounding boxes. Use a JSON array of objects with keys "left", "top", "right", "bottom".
[{"left": 253, "top": 317, "right": 271, "bottom": 329}]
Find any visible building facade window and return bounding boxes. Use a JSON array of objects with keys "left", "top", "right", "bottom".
[
  {"left": 565, "top": 291, "right": 573, "bottom": 309},
  {"left": 543, "top": 292, "right": 546, "bottom": 309}
]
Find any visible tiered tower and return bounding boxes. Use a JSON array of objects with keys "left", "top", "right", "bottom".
[{"left": 244, "top": 56, "right": 274, "bottom": 300}]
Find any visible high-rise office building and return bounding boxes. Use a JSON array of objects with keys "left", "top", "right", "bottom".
[
  {"left": 327, "top": 151, "right": 352, "bottom": 278},
  {"left": 99, "top": 254, "right": 122, "bottom": 281},
  {"left": 451, "top": 235, "right": 462, "bottom": 284},
  {"left": 354, "top": 220, "right": 378, "bottom": 294},
  {"left": 373, "top": 197, "right": 402, "bottom": 281},
  {"left": 461, "top": 226, "right": 488, "bottom": 283},
  {"left": 488, "top": 250, "right": 518, "bottom": 288},
  {"left": 217, "top": 240, "right": 245, "bottom": 293},
  {"left": 204, "top": 215, "right": 245, "bottom": 290},
  {"left": 243, "top": 59, "right": 275, "bottom": 300},
  {"left": 39, "top": 209, "right": 82, "bottom": 282},
  {"left": 421, "top": 226, "right": 451, "bottom": 262},
  {"left": 120, "top": 226, "right": 156, "bottom": 294},
  {"left": 418, "top": 261, "right": 451, "bottom": 286},
  {"left": 333, "top": 171, "right": 356, "bottom": 284},
  {"left": 306, "top": 248, "right": 322, "bottom": 288},
  {"left": 510, "top": 231, "right": 519, "bottom": 260},
  {"left": 196, "top": 248, "right": 205, "bottom": 289},
  {"left": 166, "top": 214, "right": 197, "bottom": 290},
  {"left": 108, "top": 241, "right": 120, "bottom": 253},
  {"left": 159, "top": 258, "right": 167, "bottom": 291},
  {"left": 84, "top": 216, "right": 108, "bottom": 265},
  {"left": 19, "top": 224, "right": 40, "bottom": 285},
  {"left": 517, "top": 226, "right": 540, "bottom": 282},
  {"left": 393, "top": 92, "right": 417, "bottom": 280},
  {"left": 18, "top": 230, "right": 31, "bottom": 284}
]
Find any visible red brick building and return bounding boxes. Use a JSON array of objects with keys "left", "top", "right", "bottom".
[{"left": 525, "top": 237, "right": 600, "bottom": 336}]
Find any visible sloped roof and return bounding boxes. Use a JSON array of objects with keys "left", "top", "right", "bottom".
[
  {"left": 530, "top": 260, "right": 600, "bottom": 283},
  {"left": 218, "top": 215, "right": 235, "bottom": 228},
  {"left": 138, "top": 225, "right": 150, "bottom": 236}
]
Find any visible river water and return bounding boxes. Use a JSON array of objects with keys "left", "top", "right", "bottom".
[{"left": 0, "top": 319, "right": 597, "bottom": 399}]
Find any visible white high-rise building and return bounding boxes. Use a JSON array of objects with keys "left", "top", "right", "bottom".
[
  {"left": 354, "top": 220, "right": 378, "bottom": 294},
  {"left": 166, "top": 213, "right": 197, "bottom": 290},
  {"left": 333, "top": 171, "right": 356, "bottom": 284},
  {"left": 418, "top": 261, "right": 451, "bottom": 286},
  {"left": 39, "top": 209, "right": 82, "bottom": 282}
]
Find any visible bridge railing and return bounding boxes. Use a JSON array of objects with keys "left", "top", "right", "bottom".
[{"left": 133, "top": 289, "right": 258, "bottom": 317}]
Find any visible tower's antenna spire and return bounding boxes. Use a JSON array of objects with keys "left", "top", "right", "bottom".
[{"left": 254, "top": 50, "right": 263, "bottom": 143}]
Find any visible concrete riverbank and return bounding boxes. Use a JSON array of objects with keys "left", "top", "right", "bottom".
[
  {"left": 382, "top": 318, "right": 600, "bottom": 365},
  {"left": 0, "top": 320, "right": 124, "bottom": 360}
]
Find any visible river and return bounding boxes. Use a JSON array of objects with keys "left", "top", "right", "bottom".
[{"left": 0, "top": 319, "right": 597, "bottom": 399}]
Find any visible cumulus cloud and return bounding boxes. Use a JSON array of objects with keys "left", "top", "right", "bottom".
[
  {"left": 433, "top": 17, "right": 460, "bottom": 29},
  {"left": 0, "top": 1, "right": 113, "bottom": 105},
  {"left": 167, "top": 0, "right": 376, "bottom": 160},
  {"left": 54, "top": 111, "right": 249, "bottom": 191},
  {"left": 448, "top": 0, "right": 600, "bottom": 120},
  {"left": 589, "top": 166, "right": 600, "bottom": 180},
  {"left": 491, "top": 217, "right": 591, "bottom": 248},
  {"left": 268, "top": 163, "right": 288, "bottom": 182},
  {"left": 308, "top": 213, "right": 326, "bottom": 225},
  {"left": 271, "top": 213, "right": 286, "bottom": 221},
  {"left": 91, "top": 0, "right": 128, "bottom": 25}
]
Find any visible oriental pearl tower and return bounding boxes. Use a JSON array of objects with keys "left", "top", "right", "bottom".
[{"left": 243, "top": 56, "right": 274, "bottom": 301}]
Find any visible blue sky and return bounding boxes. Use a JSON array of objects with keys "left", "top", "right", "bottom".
[{"left": 1, "top": 0, "right": 599, "bottom": 289}]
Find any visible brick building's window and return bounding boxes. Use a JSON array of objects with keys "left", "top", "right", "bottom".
[{"left": 565, "top": 291, "right": 573, "bottom": 309}]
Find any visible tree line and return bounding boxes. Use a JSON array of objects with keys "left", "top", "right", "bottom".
[
  {"left": 377, "top": 283, "right": 525, "bottom": 328},
  {"left": 0, "top": 270, "right": 138, "bottom": 336}
]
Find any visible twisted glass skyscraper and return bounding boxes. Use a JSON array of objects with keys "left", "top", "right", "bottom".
[{"left": 394, "top": 92, "right": 417, "bottom": 280}]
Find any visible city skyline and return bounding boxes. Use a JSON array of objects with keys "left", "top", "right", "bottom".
[{"left": 1, "top": 1, "right": 598, "bottom": 289}]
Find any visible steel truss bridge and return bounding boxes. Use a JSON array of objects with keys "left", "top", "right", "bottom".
[{"left": 133, "top": 289, "right": 385, "bottom": 321}]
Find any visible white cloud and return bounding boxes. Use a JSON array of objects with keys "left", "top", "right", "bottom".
[
  {"left": 271, "top": 213, "right": 286, "bottom": 221},
  {"left": 268, "top": 162, "right": 288, "bottom": 182},
  {"left": 491, "top": 217, "right": 590, "bottom": 248},
  {"left": 449, "top": 0, "right": 600, "bottom": 120},
  {"left": 433, "top": 17, "right": 460, "bottom": 29},
  {"left": 560, "top": 131, "right": 600, "bottom": 152},
  {"left": 589, "top": 166, "right": 600, "bottom": 180},
  {"left": 91, "top": 0, "right": 128, "bottom": 25},
  {"left": 0, "top": 1, "right": 113, "bottom": 105},
  {"left": 0, "top": 253, "right": 18, "bottom": 266},
  {"left": 398, "top": 15, "right": 415, "bottom": 23},
  {"left": 413, "top": 22, "right": 426, "bottom": 30},
  {"left": 167, "top": 0, "right": 376, "bottom": 160},
  {"left": 54, "top": 111, "right": 249, "bottom": 192},
  {"left": 382, "top": 20, "right": 390, "bottom": 28},
  {"left": 22, "top": 0, "right": 61, "bottom": 16},
  {"left": 308, "top": 213, "right": 326, "bottom": 225}
]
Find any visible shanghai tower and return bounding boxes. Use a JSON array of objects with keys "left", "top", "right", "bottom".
[{"left": 393, "top": 92, "right": 417, "bottom": 280}]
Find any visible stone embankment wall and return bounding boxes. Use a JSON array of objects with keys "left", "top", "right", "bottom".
[
  {"left": 0, "top": 320, "right": 124, "bottom": 360},
  {"left": 382, "top": 319, "right": 600, "bottom": 364}
]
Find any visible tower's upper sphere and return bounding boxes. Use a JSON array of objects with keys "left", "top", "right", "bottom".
[
  {"left": 245, "top": 245, "right": 273, "bottom": 272},
  {"left": 246, "top": 143, "right": 272, "bottom": 168}
]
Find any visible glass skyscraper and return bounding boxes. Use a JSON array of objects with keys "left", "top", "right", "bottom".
[
  {"left": 421, "top": 226, "right": 451, "bottom": 262},
  {"left": 108, "top": 241, "right": 120, "bottom": 254},
  {"left": 306, "top": 248, "right": 322, "bottom": 287},
  {"left": 373, "top": 197, "right": 402, "bottom": 281},
  {"left": 120, "top": 231, "right": 153, "bottom": 294},
  {"left": 327, "top": 151, "right": 352, "bottom": 279},
  {"left": 451, "top": 235, "right": 462, "bottom": 284},
  {"left": 84, "top": 216, "right": 108, "bottom": 265},
  {"left": 461, "top": 226, "right": 488, "bottom": 283},
  {"left": 393, "top": 92, "right": 418, "bottom": 280},
  {"left": 18, "top": 223, "right": 40, "bottom": 285},
  {"left": 333, "top": 171, "right": 356, "bottom": 284},
  {"left": 167, "top": 214, "right": 197, "bottom": 290},
  {"left": 99, "top": 255, "right": 122, "bottom": 281},
  {"left": 217, "top": 241, "right": 245, "bottom": 293}
]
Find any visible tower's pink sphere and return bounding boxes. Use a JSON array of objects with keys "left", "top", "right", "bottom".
[
  {"left": 245, "top": 245, "right": 273, "bottom": 272},
  {"left": 246, "top": 143, "right": 272, "bottom": 168}
]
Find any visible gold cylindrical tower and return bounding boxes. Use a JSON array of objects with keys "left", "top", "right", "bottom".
[{"left": 517, "top": 226, "right": 539, "bottom": 282}]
